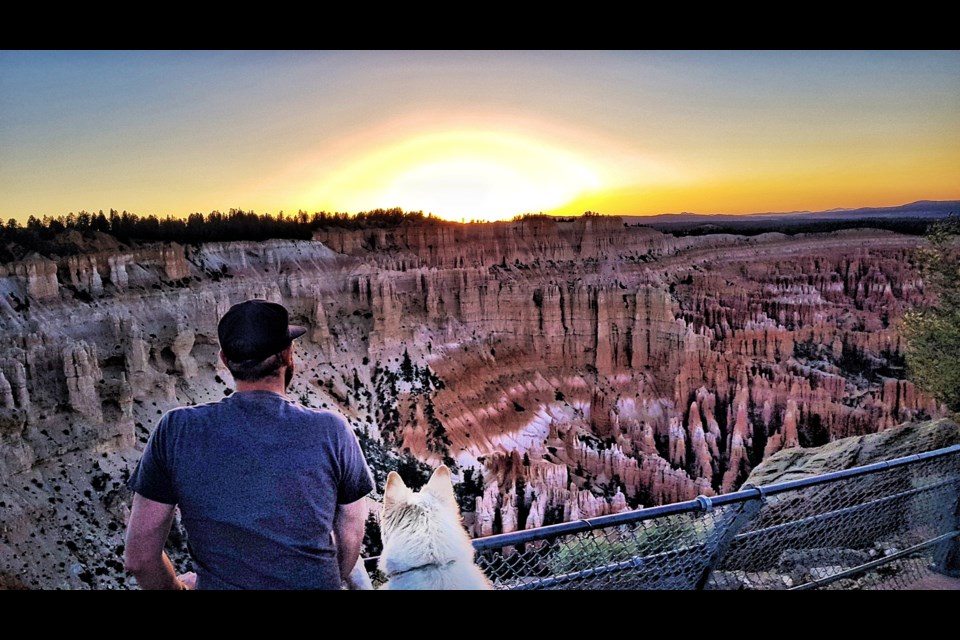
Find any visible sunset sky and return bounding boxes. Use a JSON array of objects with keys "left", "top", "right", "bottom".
[{"left": 2, "top": 50, "right": 959, "bottom": 223}]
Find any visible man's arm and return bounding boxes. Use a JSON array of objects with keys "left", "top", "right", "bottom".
[
  {"left": 333, "top": 497, "right": 368, "bottom": 581},
  {"left": 124, "top": 492, "right": 187, "bottom": 590}
]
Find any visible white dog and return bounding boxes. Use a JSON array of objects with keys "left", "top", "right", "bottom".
[{"left": 373, "top": 465, "right": 492, "bottom": 590}]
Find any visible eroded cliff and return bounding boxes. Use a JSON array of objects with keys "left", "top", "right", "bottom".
[{"left": 0, "top": 218, "right": 945, "bottom": 588}]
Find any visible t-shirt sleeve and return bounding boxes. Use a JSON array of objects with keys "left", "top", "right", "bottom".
[
  {"left": 127, "top": 414, "right": 178, "bottom": 505},
  {"left": 336, "top": 421, "right": 375, "bottom": 505}
]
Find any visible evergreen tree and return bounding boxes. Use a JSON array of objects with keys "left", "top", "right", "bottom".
[
  {"left": 400, "top": 349, "right": 414, "bottom": 383},
  {"left": 903, "top": 215, "right": 960, "bottom": 414}
]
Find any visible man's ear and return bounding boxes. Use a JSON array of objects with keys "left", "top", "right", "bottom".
[{"left": 219, "top": 350, "right": 229, "bottom": 367}]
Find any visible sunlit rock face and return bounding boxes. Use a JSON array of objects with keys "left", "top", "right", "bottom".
[{"left": 0, "top": 220, "right": 945, "bottom": 588}]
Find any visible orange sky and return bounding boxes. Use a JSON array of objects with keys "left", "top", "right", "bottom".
[{"left": 2, "top": 51, "right": 959, "bottom": 223}]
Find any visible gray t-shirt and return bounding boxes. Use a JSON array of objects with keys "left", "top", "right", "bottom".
[{"left": 128, "top": 390, "right": 374, "bottom": 590}]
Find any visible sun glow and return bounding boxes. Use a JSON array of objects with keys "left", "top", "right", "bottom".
[
  {"left": 299, "top": 128, "right": 605, "bottom": 222},
  {"left": 3, "top": 53, "right": 958, "bottom": 223}
]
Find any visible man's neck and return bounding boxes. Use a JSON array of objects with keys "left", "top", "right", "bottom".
[{"left": 233, "top": 376, "right": 287, "bottom": 397}]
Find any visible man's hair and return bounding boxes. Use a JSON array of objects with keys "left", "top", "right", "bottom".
[{"left": 225, "top": 350, "right": 286, "bottom": 382}]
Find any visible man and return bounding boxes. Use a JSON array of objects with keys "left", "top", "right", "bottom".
[{"left": 124, "top": 299, "right": 374, "bottom": 589}]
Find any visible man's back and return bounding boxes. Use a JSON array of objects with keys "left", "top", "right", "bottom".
[{"left": 128, "top": 390, "right": 373, "bottom": 590}]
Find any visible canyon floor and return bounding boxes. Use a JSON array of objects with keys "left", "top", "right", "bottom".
[{"left": 0, "top": 216, "right": 948, "bottom": 589}]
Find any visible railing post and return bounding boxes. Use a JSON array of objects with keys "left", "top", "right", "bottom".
[
  {"left": 931, "top": 487, "right": 960, "bottom": 578},
  {"left": 695, "top": 488, "right": 765, "bottom": 590}
]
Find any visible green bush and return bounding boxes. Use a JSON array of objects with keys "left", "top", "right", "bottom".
[
  {"left": 547, "top": 517, "right": 701, "bottom": 576},
  {"left": 903, "top": 215, "right": 960, "bottom": 414}
]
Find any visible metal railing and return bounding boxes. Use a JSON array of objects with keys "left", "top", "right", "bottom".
[{"left": 364, "top": 444, "right": 960, "bottom": 589}]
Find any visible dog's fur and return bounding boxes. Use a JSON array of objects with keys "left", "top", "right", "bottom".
[{"left": 374, "top": 465, "right": 492, "bottom": 590}]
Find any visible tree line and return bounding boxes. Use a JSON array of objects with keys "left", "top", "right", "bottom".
[
  {"left": 641, "top": 216, "right": 941, "bottom": 237},
  {"left": 0, "top": 208, "right": 440, "bottom": 261}
]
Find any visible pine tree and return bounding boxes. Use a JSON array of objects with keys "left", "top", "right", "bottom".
[
  {"left": 902, "top": 215, "right": 960, "bottom": 414},
  {"left": 400, "top": 349, "right": 414, "bottom": 383}
]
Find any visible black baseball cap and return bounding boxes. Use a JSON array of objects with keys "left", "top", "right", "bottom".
[{"left": 218, "top": 299, "right": 307, "bottom": 362}]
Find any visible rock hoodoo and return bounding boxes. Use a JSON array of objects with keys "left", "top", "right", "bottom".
[{"left": 0, "top": 218, "right": 947, "bottom": 588}]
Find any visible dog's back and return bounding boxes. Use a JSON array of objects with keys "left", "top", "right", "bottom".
[{"left": 377, "top": 466, "right": 492, "bottom": 590}]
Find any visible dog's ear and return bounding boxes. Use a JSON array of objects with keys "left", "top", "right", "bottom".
[
  {"left": 384, "top": 471, "right": 410, "bottom": 508},
  {"left": 424, "top": 465, "right": 456, "bottom": 504}
]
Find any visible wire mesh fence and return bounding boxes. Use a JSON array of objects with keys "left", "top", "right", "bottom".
[
  {"left": 364, "top": 444, "right": 960, "bottom": 589},
  {"left": 473, "top": 445, "right": 960, "bottom": 590}
]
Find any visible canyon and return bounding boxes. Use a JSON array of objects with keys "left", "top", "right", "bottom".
[{"left": 0, "top": 216, "right": 948, "bottom": 588}]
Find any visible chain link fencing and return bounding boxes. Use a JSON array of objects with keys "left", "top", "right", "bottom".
[{"left": 364, "top": 445, "right": 960, "bottom": 589}]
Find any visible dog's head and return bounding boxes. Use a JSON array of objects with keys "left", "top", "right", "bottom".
[
  {"left": 381, "top": 464, "right": 459, "bottom": 532},
  {"left": 379, "top": 465, "right": 473, "bottom": 568}
]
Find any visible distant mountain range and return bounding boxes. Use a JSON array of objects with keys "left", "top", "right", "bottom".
[
  {"left": 621, "top": 200, "right": 960, "bottom": 225},
  {"left": 622, "top": 200, "right": 958, "bottom": 233}
]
